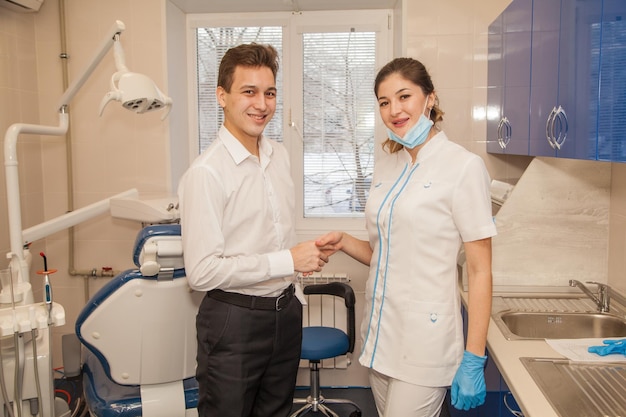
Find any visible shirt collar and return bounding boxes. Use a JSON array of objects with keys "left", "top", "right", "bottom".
[{"left": 218, "top": 125, "right": 273, "bottom": 165}]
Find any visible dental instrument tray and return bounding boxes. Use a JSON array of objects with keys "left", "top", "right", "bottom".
[{"left": 110, "top": 195, "right": 179, "bottom": 223}]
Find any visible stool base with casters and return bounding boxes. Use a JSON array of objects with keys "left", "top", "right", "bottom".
[{"left": 291, "top": 360, "right": 362, "bottom": 417}]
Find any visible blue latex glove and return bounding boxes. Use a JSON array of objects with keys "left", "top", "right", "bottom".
[
  {"left": 588, "top": 339, "right": 626, "bottom": 356},
  {"left": 451, "top": 350, "right": 487, "bottom": 411}
]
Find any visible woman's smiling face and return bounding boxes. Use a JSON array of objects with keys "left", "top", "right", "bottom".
[{"left": 376, "top": 72, "right": 430, "bottom": 138}]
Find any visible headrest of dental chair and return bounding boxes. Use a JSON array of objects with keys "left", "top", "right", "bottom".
[{"left": 132, "top": 224, "right": 184, "bottom": 277}]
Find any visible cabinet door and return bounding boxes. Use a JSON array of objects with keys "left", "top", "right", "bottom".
[
  {"left": 556, "top": 0, "right": 601, "bottom": 160},
  {"left": 530, "top": 0, "right": 601, "bottom": 159},
  {"left": 487, "top": 13, "right": 505, "bottom": 154},
  {"left": 487, "top": 0, "right": 532, "bottom": 155},
  {"left": 529, "top": 0, "right": 560, "bottom": 157},
  {"left": 597, "top": 0, "right": 626, "bottom": 162},
  {"left": 487, "top": 15, "right": 504, "bottom": 153}
]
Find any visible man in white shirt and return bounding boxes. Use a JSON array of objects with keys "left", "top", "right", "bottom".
[{"left": 178, "top": 43, "right": 327, "bottom": 417}]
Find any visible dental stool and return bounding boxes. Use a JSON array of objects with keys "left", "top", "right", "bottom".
[
  {"left": 75, "top": 224, "right": 203, "bottom": 417},
  {"left": 291, "top": 282, "right": 362, "bottom": 417}
]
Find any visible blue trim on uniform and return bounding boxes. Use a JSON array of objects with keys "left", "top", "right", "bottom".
[
  {"left": 367, "top": 162, "right": 420, "bottom": 367},
  {"left": 361, "top": 164, "right": 409, "bottom": 360}
]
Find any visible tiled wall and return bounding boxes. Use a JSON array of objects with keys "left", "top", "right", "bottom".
[
  {"left": 609, "top": 163, "right": 626, "bottom": 293},
  {"left": 0, "top": 9, "right": 45, "bottom": 271}
]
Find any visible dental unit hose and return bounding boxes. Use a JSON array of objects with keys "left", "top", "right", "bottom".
[
  {"left": 13, "top": 332, "right": 23, "bottom": 417},
  {"left": 0, "top": 342, "right": 15, "bottom": 417},
  {"left": 30, "top": 325, "right": 42, "bottom": 417},
  {"left": 7, "top": 255, "right": 23, "bottom": 417}
]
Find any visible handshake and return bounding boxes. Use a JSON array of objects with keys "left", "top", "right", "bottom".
[{"left": 290, "top": 232, "right": 345, "bottom": 275}]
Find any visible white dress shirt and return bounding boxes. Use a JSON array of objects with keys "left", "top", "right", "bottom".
[
  {"left": 178, "top": 125, "right": 297, "bottom": 297},
  {"left": 359, "top": 131, "right": 497, "bottom": 387}
]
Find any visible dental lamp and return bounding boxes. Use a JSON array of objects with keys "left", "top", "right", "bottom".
[
  {"left": 2, "top": 20, "right": 171, "bottom": 417},
  {"left": 99, "top": 33, "right": 172, "bottom": 119}
]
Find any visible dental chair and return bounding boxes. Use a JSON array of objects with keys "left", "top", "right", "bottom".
[
  {"left": 291, "top": 282, "right": 362, "bottom": 417},
  {"left": 75, "top": 224, "right": 203, "bottom": 417}
]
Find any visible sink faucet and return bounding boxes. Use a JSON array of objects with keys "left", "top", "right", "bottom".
[{"left": 569, "top": 280, "right": 610, "bottom": 313}]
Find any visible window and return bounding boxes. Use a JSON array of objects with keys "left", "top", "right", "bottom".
[
  {"left": 300, "top": 31, "right": 376, "bottom": 217},
  {"left": 189, "top": 11, "right": 391, "bottom": 230}
]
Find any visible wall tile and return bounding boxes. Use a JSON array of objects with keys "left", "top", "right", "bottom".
[
  {"left": 610, "top": 163, "right": 626, "bottom": 215},
  {"left": 609, "top": 163, "right": 626, "bottom": 290}
]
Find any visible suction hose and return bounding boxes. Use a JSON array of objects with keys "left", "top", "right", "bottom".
[
  {"left": 0, "top": 343, "right": 16, "bottom": 417},
  {"left": 30, "top": 328, "right": 42, "bottom": 417},
  {"left": 13, "top": 333, "right": 23, "bottom": 417},
  {"left": 7, "top": 255, "right": 23, "bottom": 417}
]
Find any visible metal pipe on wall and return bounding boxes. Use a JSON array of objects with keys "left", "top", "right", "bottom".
[{"left": 57, "top": 0, "right": 120, "bottom": 304}]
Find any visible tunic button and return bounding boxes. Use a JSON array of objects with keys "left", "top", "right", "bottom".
[{"left": 430, "top": 313, "right": 438, "bottom": 323}]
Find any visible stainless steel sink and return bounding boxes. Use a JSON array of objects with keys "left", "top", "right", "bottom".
[
  {"left": 493, "top": 311, "right": 626, "bottom": 340},
  {"left": 521, "top": 357, "right": 626, "bottom": 417}
]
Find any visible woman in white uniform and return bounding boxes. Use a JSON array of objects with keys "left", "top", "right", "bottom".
[{"left": 317, "top": 58, "right": 496, "bottom": 417}]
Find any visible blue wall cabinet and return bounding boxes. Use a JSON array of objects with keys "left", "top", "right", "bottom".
[
  {"left": 486, "top": 0, "right": 532, "bottom": 155},
  {"left": 488, "top": 0, "right": 626, "bottom": 162}
]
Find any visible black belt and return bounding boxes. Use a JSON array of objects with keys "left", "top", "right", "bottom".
[{"left": 207, "top": 285, "right": 294, "bottom": 311}]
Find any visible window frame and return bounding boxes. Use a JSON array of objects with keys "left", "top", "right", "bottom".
[{"left": 186, "top": 10, "right": 393, "bottom": 234}]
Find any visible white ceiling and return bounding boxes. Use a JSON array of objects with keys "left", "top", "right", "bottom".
[{"left": 168, "top": 0, "right": 399, "bottom": 14}]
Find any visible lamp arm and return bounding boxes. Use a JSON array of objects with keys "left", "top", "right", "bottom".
[
  {"left": 57, "top": 20, "right": 126, "bottom": 110},
  {"left": 4, "top": 112, "right": 70, "bottom": 284},
  {"left": 22, "top": 188, "right": 138, "bottom": 244}
]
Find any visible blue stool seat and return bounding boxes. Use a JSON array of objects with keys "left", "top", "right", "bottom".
[
  {"left": 301, "top": 327, "right": 349, "bottom": 361},
  {"left": 82, "top": 350, "right": 199, "bottom": 417}
]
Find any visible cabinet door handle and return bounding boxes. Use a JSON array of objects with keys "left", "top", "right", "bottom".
[
  {"left": 498, "top": 117, "right": 510, "bottom": 149},
  {"left": 503, "top": 117, "right": 512, "bottom": 149},
  {"left": 552, "top": 105, "right": 568, "bottom": 150},
  {"left": 497, "top": 117, "right": 505, "bottom": 149},
  {"left": 546, "top": 107, "right": 558, "bottom": 150},
  {"left": 503, "top": 392, "right": 524, "bottom": 417}
]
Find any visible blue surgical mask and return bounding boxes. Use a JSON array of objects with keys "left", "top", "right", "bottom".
[{"left": 386, "top": 100, "right": 433, "bottom": 148}]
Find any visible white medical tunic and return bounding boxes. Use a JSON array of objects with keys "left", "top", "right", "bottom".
[{"left": 360, "top": 131, "right": 496, "bottom": 387}]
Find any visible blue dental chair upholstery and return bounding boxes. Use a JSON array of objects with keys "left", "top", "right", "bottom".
[
  {"left": 76, "top": 225, "right": 203, "bottom": 417},
  {"left": 291, "top": 282, "right": 362, "bottom": 417}
]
